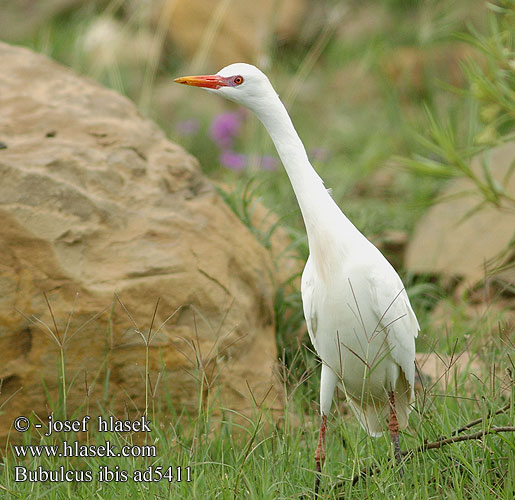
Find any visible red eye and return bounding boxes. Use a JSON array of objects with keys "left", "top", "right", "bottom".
[{"left": 233, "top": 76, "right": 244, "bottom": 85}]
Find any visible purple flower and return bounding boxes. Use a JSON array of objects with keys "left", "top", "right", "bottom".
[
  {"left": 210, "top": 112, "right": 242, "bottom": 149},
  {"left": 176, "top": 119, "right": 200, "bottom": 136},
  {"left": 310, "top": 147, "right": 330, "bottom": 162},
  {"left": 259, "top": 155, "right": 279, "bottom": 171},
  {"left": 219, "top": 150, "right": 247, "bottom": 171}
]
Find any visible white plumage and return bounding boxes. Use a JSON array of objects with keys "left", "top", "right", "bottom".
[
  {"left": 302, "top": 243, "right": 419, "bottom": 436},
  {"left": 175, "top": 63, "right": 419, "bottom": 486}
]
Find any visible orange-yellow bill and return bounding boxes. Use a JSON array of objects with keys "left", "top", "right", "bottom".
[{"left": 174, "top": 75, "right": 227, "bottom": 89}]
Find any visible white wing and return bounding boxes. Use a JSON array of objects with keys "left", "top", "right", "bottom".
[
  {"left": 301, "top": 256, "right": 317, "bottom": 348},
  {"left": 368, "top": 265, "right": 419, "bottom": 389}
]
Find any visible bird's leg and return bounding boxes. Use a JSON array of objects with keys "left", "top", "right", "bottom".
[
  {"left": 388, "top": 391, "right": 403, "bottom": 468},
  {"left": 314, "top": 364, "right": 337, "bottom": 497},
  {"left": 314, "top": 414, "right": 327, "bottom": 497}
]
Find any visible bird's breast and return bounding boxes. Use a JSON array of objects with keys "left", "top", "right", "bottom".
[{"left": 303, "top": 258, "right": 401, "bottom": 401}]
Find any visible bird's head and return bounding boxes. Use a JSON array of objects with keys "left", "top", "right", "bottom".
[{"left": 174, "top": 63, "right": 277, "bottom": 113}]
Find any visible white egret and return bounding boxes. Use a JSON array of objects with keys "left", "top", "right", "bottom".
[{"left": 175, "top": 64, "right": 419, "bottom": 493}]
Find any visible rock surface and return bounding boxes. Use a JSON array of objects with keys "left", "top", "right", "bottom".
[
  {"left": 406, "top": 142, "right": 515, "bottom": 284},
  {"left": 381, "top": 43, "right": 482, "bottom": 96},
  {"left": 0, "top": 0, "right": 85, "bottom": 41},
  {"left": 161, "top": 0, "right": 307, "bottom": 70},
  {"left": 0, "top": 42, "right": 282, "bottom": 443}
]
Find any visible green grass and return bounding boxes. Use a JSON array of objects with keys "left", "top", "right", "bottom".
[
  {"left": 1, "top": 293, "right": 513, "bottom": 500},
  {"left": 2, "top": 0, "right": 514, "bottom": 498},
  {"left": 1, "top": 324, "right": 513, "bottom": 499}
]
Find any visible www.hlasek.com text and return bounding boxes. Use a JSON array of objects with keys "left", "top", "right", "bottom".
[{"left": 13, "top": 440, "right": 156, "bottom": 459}]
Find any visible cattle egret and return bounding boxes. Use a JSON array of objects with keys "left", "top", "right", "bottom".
[{"left": 175, "top": 63, "right": 419, "bottom": 493}]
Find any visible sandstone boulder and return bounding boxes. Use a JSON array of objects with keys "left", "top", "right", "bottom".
[
  {"left": 0, "top": 0, "right": 85, "bottom": 41},
  {"left": 0, "top": 42, "right": 282, "bottom": 444},
  {"left": 405, "top": 142, "right": 515, "bottom": 285},
  {"left": 161, "top": 0, "right": 307, "bottom": 71},
  {"left": 380, "top": 43, "right": 483, "bottom": 97}
]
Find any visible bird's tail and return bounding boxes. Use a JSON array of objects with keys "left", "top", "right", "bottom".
[
  {"left": 348, "top": 374, "right": 413, "bottom": 437},
  {"left": 347, "top": 398, "right": 386, "bottom": 437}
]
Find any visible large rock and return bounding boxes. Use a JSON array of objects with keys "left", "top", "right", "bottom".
[
  {"left": 406, "top": 142, "right": 515, "bottom": 284},
  {"left": 0, "top": 42, "right": 282, "bottom": 443},
  {"left": 381, "top": 43, "right": 483, "bottom": 97},
  {"left": 0, "top": 0, "right": 85, "bottom": 41},
  {"left": 161, "top": 0, "right": 307, "bottom": 70}
]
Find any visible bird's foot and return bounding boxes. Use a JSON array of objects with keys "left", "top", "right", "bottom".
[
  {"left": 314, "top": 415, "right": 327, "bottom": 498},
  {"left": 314, "top": 445, "right": 324, "bottom": 497},
  {"left": 388, "top": 391, "right": 403, "bottom": 475},
  {"left": 391, "top": 432, "right": 403, "bottom": 470},
  {"left": 314, "top": 469, "right": 321, "bottom": 499}
]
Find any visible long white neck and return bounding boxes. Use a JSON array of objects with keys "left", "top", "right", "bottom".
[{"left": 251, "top": 92, "right": 364, "bottom": 267}]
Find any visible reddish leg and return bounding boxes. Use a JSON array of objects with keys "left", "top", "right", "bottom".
[
  {"left": 388, "top": 391, "right": 403, "bottom": 467},
  {"left": 314, "top": 414, "right": 327, "bottom": 496}
]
